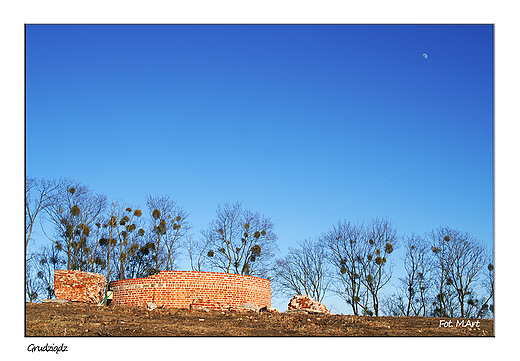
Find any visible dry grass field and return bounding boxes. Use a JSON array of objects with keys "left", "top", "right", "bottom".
[{"left": 25, "top": 302, "right": 493, "bottom": 337}]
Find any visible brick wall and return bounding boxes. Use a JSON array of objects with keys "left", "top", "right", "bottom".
[
  {"left": 108, "top": 271, "right": 271, "bottom": 309},
  {"left": 54, "top": 270, "right": 106, "bottom": 304}
]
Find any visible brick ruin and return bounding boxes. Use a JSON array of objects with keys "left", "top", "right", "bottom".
[
  {"left": 53, "top": 269, "right": 107, "bottom": 304},
  {"left": 109, "top": 271, "right": 271, "bottom": 309},
  {"left": 53, "top": 270, "right": 271, "bottom": 310}
]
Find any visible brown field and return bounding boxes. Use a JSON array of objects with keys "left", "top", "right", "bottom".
[{"left": 25, "top": 302, "right": 493, "bottom": 337}]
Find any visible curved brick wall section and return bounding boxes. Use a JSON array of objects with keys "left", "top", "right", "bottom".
[{"left": 108, "top": 271, "right": 271, "bottom": 309}]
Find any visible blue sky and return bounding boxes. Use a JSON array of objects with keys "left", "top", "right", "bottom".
[{"left": 26, "top": 24, "right": 493, "bottom": 312}]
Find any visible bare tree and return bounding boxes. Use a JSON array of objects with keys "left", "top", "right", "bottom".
[
  {"left": 35, "top": 243, "right": 65, "bottom": 300},
  {"left": 427, "top": 227, "right": 453, "bottom": 317},
  {"left": 201, "top": 202, "right": 278, "bottom": 277},
  {"left": 446, "top": 229, "right": 487, "bottom": 318},
  {"left": 381, "top": 293, "right": 405, "bottom": 316},
  {"left": 25, "top": 177, "right": 61, "bottom": 259},
  {"left": 25, "top": 260, "right": 41, "bottom": 303},
  {"left": 146, "top": 194, "right": 191, "bottom": 272},
  {"left": 360, "top": 217, "right": 398, "bottom": 316},
  {"left": 274, "top": 238, "right": 332, "bottom": 302},
  {"left": 427, "top": 226, "right": 487, "bottom": 318},
  {"left": 187, "top": 234, "right": 211, "bottom": 272},
  {"left": 113, "top": 206, "right": 145, "bottom": 280},
  {"left": 98, "top": 202, "right": 124, "bottom": 285},
  {"left": 82, "top": 221, "right": 106, "bottom": 273},
  {"left": 322, "top": 220, "right": 367, "bottom": 315},
  {"left": 125, "top": 239, "right": 157, "bottom": 279},
  {"left": 398, "top": 233, "right": 433, "bottom": 316},
  {"left": 477, "top": 262, "right": 494, "bottom": 318},
  {"left": 44, "top": 180, "right": 107, "bottom": 270}
]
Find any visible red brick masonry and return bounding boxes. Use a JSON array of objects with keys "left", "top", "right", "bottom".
[
  {"left": 54, "top": 270, "right": 107, "bottom": 304},
  {"left": 108, "top": 271, "right": 271, "bottom": 309}
]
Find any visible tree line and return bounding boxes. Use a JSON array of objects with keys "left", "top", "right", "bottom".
[
  {"left": 25, "top": 177, "right": 276, "bottom": 301},
  {"left": 274, "top": 221, "right": 493, "bottom": 318},
  {"left": 25, "top": 176, "right": 493, "bottom": 319}
]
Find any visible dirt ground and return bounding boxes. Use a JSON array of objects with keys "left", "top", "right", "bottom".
[{"left": 25, "top": 301, "right": 493, "bottom": 337}]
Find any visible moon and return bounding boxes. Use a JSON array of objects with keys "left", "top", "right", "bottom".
[{"left": 422, "top": 53, "right": 428, "bottom": 59}]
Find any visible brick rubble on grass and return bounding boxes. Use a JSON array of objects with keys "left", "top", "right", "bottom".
[{"left": 287, "top": 295, "right": 330, "bottom": 314}]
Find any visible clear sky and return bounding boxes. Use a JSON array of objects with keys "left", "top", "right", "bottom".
[{"left": 26, "top": 24, "right": 493, "bottom": 313}]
